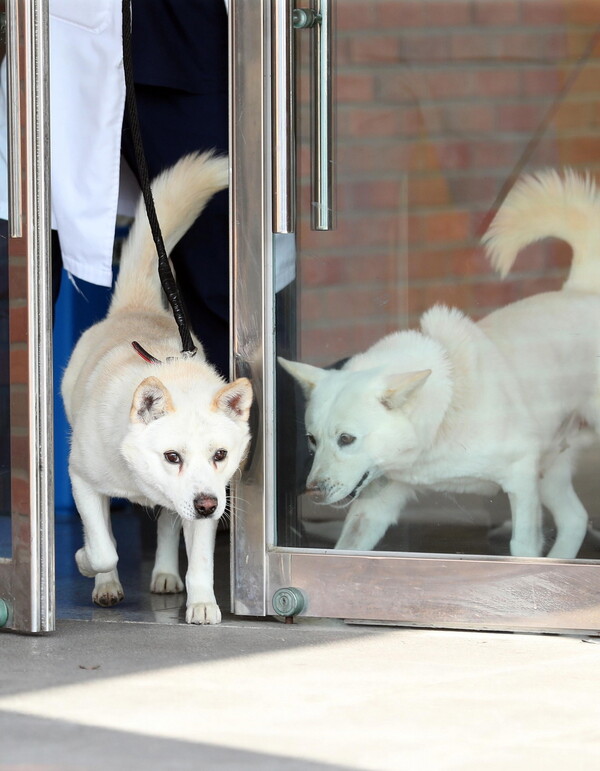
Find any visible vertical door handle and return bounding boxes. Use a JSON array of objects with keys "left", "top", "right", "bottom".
[
  {"left": 272, "top": 0, "right": 296, "bottom": 234},
  {"left": 6, "top": 0, "right": 22, "bottom": 238},
  {"left": 306, "top": 0, "right": 334, "bottom": 231},
  {"left": 271, "top": 1, "right": 335, "bottom": 234}
]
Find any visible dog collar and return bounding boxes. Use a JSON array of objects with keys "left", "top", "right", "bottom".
[
  {"left": 132, "top": 341, "right": 162, "bottom": 364},
  {"left": 131, "top": 340, "right": 196, "bottom": 364}
]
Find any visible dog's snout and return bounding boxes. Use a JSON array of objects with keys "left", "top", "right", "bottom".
[
  {"left": 306, "top": 479, "right": 326, "bottom": 503},
  {"left": 194, "top": 494, "right": 218, "bottom": 518}
]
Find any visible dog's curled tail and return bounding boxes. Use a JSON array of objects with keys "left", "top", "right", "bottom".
[
  {"left": 109, "top": 151, "right": 229, "bottom": 315},
  {"left": 482, "top": 169, "right": 600, "bottom": 293}
]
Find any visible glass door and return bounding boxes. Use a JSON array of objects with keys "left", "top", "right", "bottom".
[
  {"left": 231, "top": 0, "right": 600, "bottom": 632},
  {"left": 0, "top": 0, "right": 54, "bottom": 633}
]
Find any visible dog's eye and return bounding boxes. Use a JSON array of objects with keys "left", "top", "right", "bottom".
[
  {"left": 338, "top": 433, "right": 356, "bottom": 447},
  {"left": 164, "top": 451, "right": 182, "bottom": 465},
  {"left": 306, "top": 433, "right": 316, "bottom": 447},
  {"left": 213, "top": 448, "right": 228, "bottom": 463}
]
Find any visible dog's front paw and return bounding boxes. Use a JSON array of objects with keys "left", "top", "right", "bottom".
[
  {"left": 150, "top": 572, "right": 185, "bottom": 594},
  {"left": 186, "top": 602, "right": 221, "bottom": 625},
  {"left": 93, "top": 580, "right": 124, "bottom": 607}
]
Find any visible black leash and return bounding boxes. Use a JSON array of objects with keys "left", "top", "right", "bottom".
[{"left": 121, "top": 0, "right": 197, "bottom": 357}]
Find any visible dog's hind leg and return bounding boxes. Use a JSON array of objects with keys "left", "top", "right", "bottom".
[
  {"left": 503, "top": 459, "right": 544, "bottom": 557},
  {"left": 540, "top": 450, "right": 588, "bottom": 559},
  {"left": 182, "top": 517, "right": 221, "bottom": 624},
  {"left": 335, "top": 479, "right": 412, "bottom": 551},
  {"left": 150, "top": 509, "right": 184, "bottom": 594}
]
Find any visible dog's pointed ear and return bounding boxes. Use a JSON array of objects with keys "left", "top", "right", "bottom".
[
  {"left": 278, "top": 357, "right": 326, "bottom": 398},
  {"left": 212, "top": 378, "right": 253, "bottom": 422},
  {"left": 380, "top": 369, "right": 431, "bottom": 410},
  {"left": 130, "top": 376, "right": 174, "bottom": 424}
]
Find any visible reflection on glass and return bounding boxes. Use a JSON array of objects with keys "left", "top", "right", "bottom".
[
  {"left": 0, "top": 43, "right": 9, "bottom": 555},
  {"left": 0, "top": 214, "right": 9, "bottom": 557},
  {"left": 276, "top": 2, "right": 600, "bottom": 560}
]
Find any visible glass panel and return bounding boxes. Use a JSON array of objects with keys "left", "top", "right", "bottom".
[
  {"left": 0, "top": 0, "right": 53, "bottom": 632},
  {"left": 0, "top": 33, "right": 9, "bottom": 557},
  {"left": 0, "top": 220, "right": 8, "bottom": 559},
  {"left": 276, "top": 0, "right": 600, "bottom": 561}
]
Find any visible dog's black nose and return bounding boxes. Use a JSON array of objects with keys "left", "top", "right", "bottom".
[{"left": 194, "top": 494, "right": 218, "bottom": 518}]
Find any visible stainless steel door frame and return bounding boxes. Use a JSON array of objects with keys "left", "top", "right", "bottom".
[
  {"left": 230, "top": 0, "right": 272, "bottom": 617},
  {"left": 0, "top": 0, "right": 54, "bottom": 633},
  {"left": 230, "top": 1, "right": 600, "bottom": 634}
]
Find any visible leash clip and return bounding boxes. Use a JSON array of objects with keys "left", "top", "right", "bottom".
[{"left": 132, "top": 340, "right": 197, "bottom": 365}]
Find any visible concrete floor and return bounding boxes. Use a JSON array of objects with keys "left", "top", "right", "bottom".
[
  {"left": 2, "top": 512, "right": 600, "bottom": 769},
  {"left": 2, "top": 617, "right": 600, "bottom": 769}
]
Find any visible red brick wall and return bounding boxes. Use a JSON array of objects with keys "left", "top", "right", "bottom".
[{"left": 293, "top": 0, "right": 600, "bottom": 365}]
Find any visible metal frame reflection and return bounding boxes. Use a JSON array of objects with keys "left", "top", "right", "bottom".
[{"left": 230, "top": 1, "right": 600, "bottom": 634}]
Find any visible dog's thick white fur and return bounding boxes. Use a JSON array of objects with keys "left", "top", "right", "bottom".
[
  {"left": 281, "top": 169, "right": 600, "bottom": 559},
  {"left": 62, "top": 152, "right": 253, "bottom": 624}
]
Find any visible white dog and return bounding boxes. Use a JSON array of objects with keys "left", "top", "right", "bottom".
[
  {"left": 281, "top": 169, "right": 600, "bottom": 559},
  {"left": 62, "top": 152, "right": 253, "bottom": 624}
]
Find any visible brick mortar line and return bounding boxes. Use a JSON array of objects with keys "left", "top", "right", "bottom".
[
  {"left": 336, "top": 96, "right": 600, "bottom": 107},
  {"left": 336, "top": 26, "right": 593, "bottom": 37},
  {"left": 299, "top": 268, "right": 569, "bottom": 289}
]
